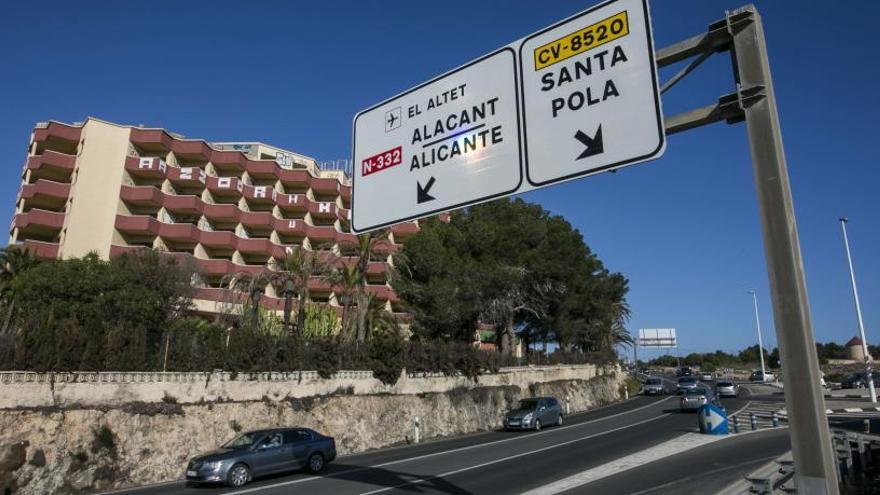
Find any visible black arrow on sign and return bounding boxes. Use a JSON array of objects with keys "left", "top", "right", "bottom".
[
  {"left": 417, "top": 177, "right": 436, "bottom": 204},
  {"left": 574, "top": 125, "right": 604, "bottom": 160}
]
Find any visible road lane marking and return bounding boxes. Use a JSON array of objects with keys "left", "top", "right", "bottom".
[
  {"left": 522, "top": 425, "right": 790, "bottom": 495},
  {"left": 356, "top": 414, "right": 673, "bottom": 495},
  {"left": 519, "top": 433, "right": 727, "bottom": 495},
  {"left": 630, "top": 453, "right": 780, "bottom": 495},
  {"left": 107, "top": 396, "right": 674, "bottom": 495}
]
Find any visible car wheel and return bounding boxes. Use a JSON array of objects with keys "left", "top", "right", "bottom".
[
  {"left": 227, "top": 463, "right": 250, "bottom": 488},
  {"left": 534, "top": 420, "right": 542, "bottom": 432},
  {"left": 308, "top": 453, "right": 325, "bottom": 473},
  {"left": 557, "top": 414, "right": 563, "bottom": 427}
]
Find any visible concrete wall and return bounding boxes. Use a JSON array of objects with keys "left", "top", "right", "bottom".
[
  {"left": 0, "top": 365, "right": 602, "bottom": 409},
  {"left": 0, "top": 365, "right": 623, "bottom": 495}
]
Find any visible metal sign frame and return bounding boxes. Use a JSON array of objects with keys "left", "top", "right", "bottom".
[{"left": 654, "top": 6, "right": 837, "bottom": 492}]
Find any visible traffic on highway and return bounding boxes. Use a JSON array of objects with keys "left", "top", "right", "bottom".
[{"left": 106, "top": 373, "right": 790, "bottom": 495}]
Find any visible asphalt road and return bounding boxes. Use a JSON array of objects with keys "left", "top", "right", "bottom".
[{"left": 106, "top": 386, "right": 755, "bottom": 495}]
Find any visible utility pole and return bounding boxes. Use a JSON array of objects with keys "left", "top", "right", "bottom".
[
  {"left": 748, "top": 289, "right": 767, "bottom": 380},
  {"left": 839, "top": 217, "right": 876, "bottom": 404}
]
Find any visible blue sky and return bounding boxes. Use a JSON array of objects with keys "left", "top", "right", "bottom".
[{"left": 1, "top": 1, "right": 877, "bottom": 354}]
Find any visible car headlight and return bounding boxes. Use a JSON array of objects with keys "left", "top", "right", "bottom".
[
  {"left": 522, "top": 413, "right": 534, "bottom": 423},
  {"left": 202, "top": 461, "right": 223, "bottom": 471}
]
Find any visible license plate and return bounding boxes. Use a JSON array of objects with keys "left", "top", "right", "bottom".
[
  {"left": 186, "top": 470, "right": 197, "bottom": 477},
  {"left": 508, "top": 421, "right": 520, "bottom": 426}
]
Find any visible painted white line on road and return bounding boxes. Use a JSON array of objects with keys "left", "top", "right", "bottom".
[
  {"left": 356, "top": 413, "right": 673, "bottom": 495},
  {"left": 219, "top": 396, "right": 675, "bottom": 495},
  {"left": 519, "top": 433, "right": 727, "bottom": 495},
  {"left": 523, "top": 425, "right": 790, "bottom": 495}
]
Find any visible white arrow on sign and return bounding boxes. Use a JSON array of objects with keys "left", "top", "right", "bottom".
[{"left": 705, "top": 407, "right": 727, "bottom": 432}]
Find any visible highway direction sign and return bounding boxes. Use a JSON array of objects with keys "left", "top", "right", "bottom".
[
  {"left": 519, "top": 0, "right": 665, "bottom": 186},
  {"left": 351, "top": 0, "right": 663, "bottom": 233},
  {"left": 351, "top": 49, "right": 523, "bottom": 233}
]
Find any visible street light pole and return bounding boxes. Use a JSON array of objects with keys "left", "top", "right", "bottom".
[
  {"left": 839, "top": 217, "right": 877, "bottom": 404},
  {"left": 748, "top": 290, "right": 767, "bottom": 381}
]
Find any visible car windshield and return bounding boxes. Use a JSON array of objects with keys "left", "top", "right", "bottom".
[
  {"left": 518, "top": 399, "right": 540, "bottom": 409},
  {"left": 678, "top": 377, "right": 696, "bottom": 384},
  {"left": 645, "top": 379, "right": 661, "bottom": 385},
  {"left": 222, "top": 433, "right": 261, "bottom": 449},
  {"left": 682, "top": 389, "right": 704, "bottom": 396}
]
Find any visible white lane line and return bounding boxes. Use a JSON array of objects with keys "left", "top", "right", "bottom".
[
  {"left": 519, "top": 433, "right": 727, "bottom": 495},
  {"left": 220, "top": 396, "right": 675, "bottom": 495},
  {"left": 522, "top": 425, "right": 791, "bottom": 495},
  {"left": 356, "top": 414, "right": 673, "bottom": 495}
]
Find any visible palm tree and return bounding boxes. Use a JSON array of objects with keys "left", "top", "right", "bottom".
[
  {"left": 327, "top": 264, "right": 360, "bottom": 342},
  {"left": 220, "top": 270, "right": 272, "bottom": 330},
  {"left": 270, "top": 247, "right": 331, "bottom": 335},
  {"left": 350, "top": 230, "right": 391, "bottom": 343},
  {"left": 363, "top": 292, "right": 399, "bottom": 339},
  {"left": 0, "top": 246, "right": 40, "bottom": 334}
]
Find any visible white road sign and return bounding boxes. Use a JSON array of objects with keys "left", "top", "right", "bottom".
[
  {"left": 351, "top": 49, "right": 523, "bottom": 233},
  {"left": 351, "top": 0, "right": 663, "bottom": 233},
  {"left": 520, "top": 0, "right": 665, "bottom": 185}
]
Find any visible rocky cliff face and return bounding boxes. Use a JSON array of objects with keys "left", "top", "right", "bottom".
[{"left": 0, "top": 372, "right": 622, "bottom": 494}]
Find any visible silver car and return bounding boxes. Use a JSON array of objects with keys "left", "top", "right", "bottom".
[
  {"left": 677, "top": 376, "right": 699, "bottom": 392},
  {"left": 715, "top": 380, "right": 738, "bottom": 398},
  {"left": 643, "top": 377, "right": 666, "bottom": 395},
  {"left": 503, "top": 397, "right": 563, "bottom": 431},
  {"left": 185, "top": 428, "right": 336, "bottom": 487},
  {"left": 679, "top": 389, "right": 710, "bottom": 412}
]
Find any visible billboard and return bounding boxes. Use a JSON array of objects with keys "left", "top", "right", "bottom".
[{"left": 638, "top": 328, "right": 677, "bottom": 348}]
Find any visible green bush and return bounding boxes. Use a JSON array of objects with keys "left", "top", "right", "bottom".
[{"left": 368, "top": 332, "right": 405, "bottom": 385}]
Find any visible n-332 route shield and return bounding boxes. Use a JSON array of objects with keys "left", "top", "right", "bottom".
[{"left": 351, "top": 48, "right": 523, "bottom": 233}]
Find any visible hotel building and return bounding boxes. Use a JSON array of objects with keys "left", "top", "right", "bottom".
[{"left": 9, "top": 118, "right": 418, "bottom": 317}]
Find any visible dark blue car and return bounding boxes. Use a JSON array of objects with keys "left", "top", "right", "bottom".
[{"left": 186, "top": 428, "right": 336, "bottom": 488}]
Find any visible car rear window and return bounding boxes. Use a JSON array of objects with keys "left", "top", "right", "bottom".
[
  {"left": 646, "top": 379, "right": 661, "bottom": 385},
  {"left": 678, "top": 377, "right": 696, "bottom": 383},
  {"left": 717, "top": 381, "right": 733, "bottom": 387}
]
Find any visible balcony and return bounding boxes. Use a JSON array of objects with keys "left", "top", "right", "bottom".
[
  {"left": 199, "top": 230, "right": 238, "bottom": 249},
  {"left": 167, "top": 166, "right": 207, "bottom": 189},
  {"left": 33, "top": 122, "right": 81, "bottom": 155},
  {"left": 171, "top": 140, "right": 212, "bottom": 162},
  {"left": 242, "top": 184, "right": 276, "bottom": 206},
  {"left": 130, "top": 128, "right": 175, "bottom": 152},
  {"left": 120, "top": 185, "right": 163, "bottom": 208},
  {"left": 202, "top": 203, "right": 240, "bottom": 223},
  {"left": 19, "top": 180, "right": 70, "bottom": 212},
  {"left": 14, "top": 209, "right": 65, "bottom": 242},
  {"left": 239, "top": 211, "right": 273, "bottom": 229},
  {"left": 311, "top": 177, "right": 339, "bottom": 199},
  {"left": 26, "top": 151, "right": 76, "bottom": 182},
  {"left": 208, "top": 149, "right": 246, "bottom": 173},
  {"left": 206, "top": 176, "right": 243, "bottom": 200},
  {"left": 308, "top": 201, "right": 338, "bottom": 220},
  {"left": 391, "top": 221, "right": 419, "bottom": 241},
  {"left": 20, "top": 239, "right": 60, "bottom": 260},
  {"left": 125, "top": 156, "right": 167, "bottom": 179}
]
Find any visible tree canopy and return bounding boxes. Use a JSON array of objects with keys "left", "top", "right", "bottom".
[{"left": 392, "top": 198, "right": 631, "bottom": 355}]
